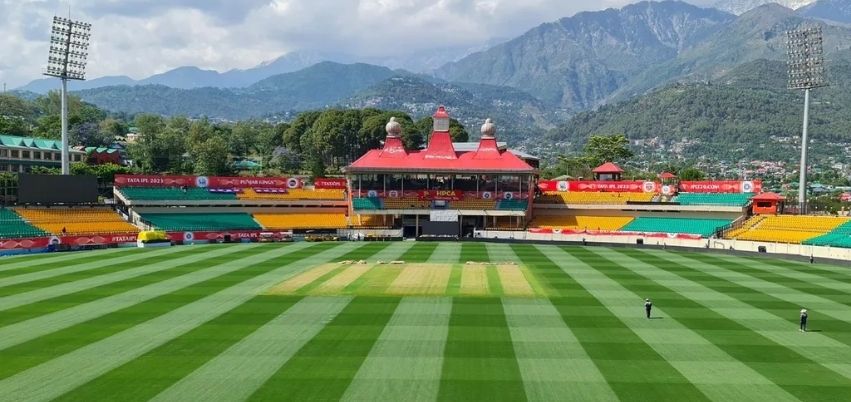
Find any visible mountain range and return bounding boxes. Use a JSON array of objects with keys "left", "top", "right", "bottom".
[{"left": 14, "top": 0, "right": 851, "bottom": 160}]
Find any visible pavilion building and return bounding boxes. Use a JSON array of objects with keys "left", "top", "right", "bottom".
[{"left": 345, "top": 106, "right": 538, "bottom": 237}]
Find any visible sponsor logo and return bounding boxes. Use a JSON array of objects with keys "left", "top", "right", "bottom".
[
  {"left": 557, "top": 181, "right": 569, "bottom": 192},
  {"left": 195, "top": 176, "right": 209, "bottom": 188}
]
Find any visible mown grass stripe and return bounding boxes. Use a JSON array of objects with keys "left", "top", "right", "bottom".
[
  {"left": 584, "top": 247, "right": 851, "bottom": 401},
  {"left": 52, "top": 295, "right": 306, "bottom": 402},
  {"left": 427, "top": 242, "right": 461, "bottom": 263},
  {"left": 742, "top": 255, "right": 851, "bottom": 281},
  {"left": 445, "top": 264, "right": 463, "bottom": 297},
  {"left": 0, "top": 242, "right": 362, "bottom": 402},
  {"left": 0, "top": 246, "right": 215, "bottom": 328},
  {"left": 0, "top": 246, "right": 186, "bottom": 288},
  {"left": 334, "top": 242, "right": 392, "bottom": 262},
  {"left": 460, "top": 242, "right": 489, "bottom": 262},
  {"left": 686, "top": 251, "right": 851, "bottom": 307},
  {"left": 548, "top": 246, "right": 799, "bottom": 402},
  {"left": 503, "top": 298, "right": 619, "bottom": 402},
  {"left": 400, "top": 242, "right": 439, "bottom": 263},
  {"left": 369, "top": 241, "right": 415, "bottom": 262},
  {"left": 485, "top": 265, "right": 504, "bottom": 296},
  {"left": 487, "top": 243, "right": 551, "bottom": 297},
  {"left": 299, "top": 242, "right": 412, "bottom": 296},
  {"left": 0, "top": 244, "right": 251, "bottom": 314},
  {"left": 438, "top": 297, "right": 527, "bottom": 402},
  {"left": 150, "top": 296, "right": 351, "bottom": 402},
  {"left": 513, "top": 244, "right": 710, "bottom": 402},
  {"left": 638, "top": 249, "right": 851, "bottom": 351},
  {"left": 341, "top": 297, "right": 453, "bottom": 402},
  {"left": 247, "top": 296, "right": 402, "bottom": 401},
  {"left": 0, "top": 244, "right": 319, "bottom": 379},
  {"left": 0, "top": 249, "right": 142, "bottom": 280},
  {"left": 0, "top": 247, "right": 129, "bottom": 270}
]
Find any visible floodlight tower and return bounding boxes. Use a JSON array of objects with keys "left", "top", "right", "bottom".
[
  {"left": 44, "top": 16, "right": 91, "bottom": 175},
  {"left": 787, "top": 26, "right": 827, "bottom": 214}
]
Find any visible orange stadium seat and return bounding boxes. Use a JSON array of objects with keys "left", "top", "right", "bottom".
[{"left": 253, "top": 212, "right": 348, "bottom": 229}]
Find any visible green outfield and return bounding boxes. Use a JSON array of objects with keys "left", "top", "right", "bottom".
[{"left": 0, "top": 241, "right": 850, "bottom": 401}]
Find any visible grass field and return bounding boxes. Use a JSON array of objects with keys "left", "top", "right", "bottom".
[{"left": 1, "top": 241, "right": 850, "bottom": 401}]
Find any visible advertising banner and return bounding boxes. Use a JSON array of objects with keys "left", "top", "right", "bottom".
[
  {"left": 679, "top": 180, "right": 762, "bottom": 193},
  {"left": 114, "top": 175, "right": 197, "bottom": 187},
  {"left": 537, "top": 180, "right": 657, "bottom": 193},
  {"left": 313, "top": 178, "right": 348, "bottom": 189},
  {"left": 418, "top": 190, "right": 464, "bottom": 201},
  {"left": 168, "top": 230, "right": 262, "bottom": 242},
  {"left": 207, "top": 176, "right": 299, "bottom": 189}
]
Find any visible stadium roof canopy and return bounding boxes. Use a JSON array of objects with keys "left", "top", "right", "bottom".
[
  {"left": 0, "top": 134, "right": 63, "bottom": 150},
  {"left": 592, "top": 162, "right": 624, "bottom": 174},
  {"left": 346, "top": 107, "right": 536, "bottom": 175}
]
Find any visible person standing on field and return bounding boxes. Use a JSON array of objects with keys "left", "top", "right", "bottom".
[
  {"left": 800, "top": 309, "right": 808, "bottom": 332},
  {"left": 645, "top": 299, "right": 653, "bottom": 319}
]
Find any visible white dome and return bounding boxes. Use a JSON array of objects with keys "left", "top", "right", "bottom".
[
  {"left": 385, "top": 117, "right": 402, "bottom": 137},
  {"left": 480, "top": 118, "right": 496, "bottom": 138}
]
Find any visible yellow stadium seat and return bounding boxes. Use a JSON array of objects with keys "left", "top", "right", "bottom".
[
  {"left": 237, "top": 188, "right": 346, "bottom": 201},
  {"left": 383, "top": 197, "right": 430, "bottom": 209},
  {"left": 531, "top": 215, "right": 634, "bottom": 231},
  {"left": 538, "top": 192, "right": 655, "bottom": 205},
  {"left": 726, "top": 215, "right": 851, "bottom": 244},
  {"left": 14, "top": 208, "right": 139, "bottom": 235}
]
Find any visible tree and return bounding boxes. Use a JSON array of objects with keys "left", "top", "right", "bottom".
[
  {"left": 679, "top": 166, "right": 706, "bottom": 181},
  {"left": 583, "top": 134, "right": 633, "bottom": 166},
  {"left": 70, "top": 121, "right": 113, "bottom": 147},
  {"left": 283, "top": 111, "right": 322, "bottom": 154},
  {"left": 191, "top": 136, "right": 230, "bottom": 175}
]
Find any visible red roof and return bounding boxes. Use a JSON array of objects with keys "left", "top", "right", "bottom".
[
  {"left": 658, "top": 172, "right": 677, "bottom": 179},
  {"left": 346, "top": 108, "right": 535, "bottom": 174},
  {"left": 593, "top": 162, "right": 624, "bottom": 174},
  {"left": 751, "top": 192, "right": 785, "bottom": 201}
]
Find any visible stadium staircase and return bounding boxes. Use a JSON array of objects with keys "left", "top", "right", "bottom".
[
  {"left": 0, "top": 208, "right": 48, "bottom": 239},
  {"left": 14, "top": 208, "right": 139, "bottom": 235},
  {"left": 620, "top": 217, "right": 732, "bottom": 237},
  {"left": 726, "top": 215, "right": 850, "bottom": 244}
]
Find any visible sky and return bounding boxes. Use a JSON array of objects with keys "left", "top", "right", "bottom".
[{"left": 0, "top": 0, "right": 720, "bottom": 89}]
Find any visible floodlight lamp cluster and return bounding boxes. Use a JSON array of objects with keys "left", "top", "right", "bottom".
[
  {"left": 786, "top": 27, "right": 827, "bottom": 90},
  {"left": 44, "top": 16, "right": 92, "bottom": 80}
]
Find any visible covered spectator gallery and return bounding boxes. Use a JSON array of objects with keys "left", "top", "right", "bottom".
[{"left": 345, "top": 107, "right": 537, "bottom": 238}]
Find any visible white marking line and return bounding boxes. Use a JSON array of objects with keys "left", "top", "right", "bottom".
[
  {"left": 0, "top": 247, "right": 129, "bottom": 271},
  {"left": 0, "top": 242, "right": 363, "bottom": 402},
  {"left": 538, "top": 246, "right": 799, "bottom": 402},
  {"left": 151, "top": 297, "right": 352, "bottom": 402},
  {"left": 426, "top": 242, "right": 461, "bottom": 264},
  {"left": 504, "top": 298, "right": 618, "bottom": 402},
  {"left": 341, "top": 297, "right": 452, "bottom": 402},
  {"left": 597, "top": 247, "right": 851, "bottom": 381},
  {"left": 0, "top": 246, "right": 186, "bottom": 288},
  {"left": 0, "top": 244, "right": 250, "bottom": 314},
  {"left": 0, "top": 244, "right": 307, "bottom": 351}
]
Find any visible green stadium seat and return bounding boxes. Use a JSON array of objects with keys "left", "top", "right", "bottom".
[
  {"left": 497, "top": 199, "right": 528, "bottom": 211},
  {"left": 119, "top": 187, "right": 238, "bottom": 201},
  {"left": 620, "top": 217, "right": 731, "bottom": 237},
  {"left": 140, "top": 213, "right": 261, "bottom": 231},
  {"left": 675, "top": 193, "right": 753, "bottom": 207},
  {"left": 0, "top": 208, "right": 49, "bottom": 239},
  {"left": 353, "top": 197, "right": 383, "bottom": 210},
  {"left": 804, "top": 221, "right": 851, "bottom": 248}
]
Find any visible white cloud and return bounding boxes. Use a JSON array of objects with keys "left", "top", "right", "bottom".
[{"left": 0, "top": 0, "right": 719, "bottom": 88}]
